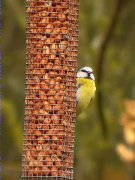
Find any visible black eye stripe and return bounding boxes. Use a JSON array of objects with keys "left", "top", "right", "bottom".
[
  {"left": 81, "top": 69, "right": 93, "bottom": 76},
  {"left": 81, "top": 69, "right": 88, "bottom": 73},
  {"left": 81, "top": 69, "right": 93, "bottom": 74}
]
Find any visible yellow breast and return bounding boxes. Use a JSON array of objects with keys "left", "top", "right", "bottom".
[{"left": 76, "top": 78, "right": 96, "bottom": 115}]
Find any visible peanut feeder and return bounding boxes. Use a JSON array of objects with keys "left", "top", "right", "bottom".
[{"left": 22, "top": 0, "right": 79, "bottom": 179}]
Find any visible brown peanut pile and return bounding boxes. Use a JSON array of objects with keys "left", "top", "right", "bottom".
[{"left": 22, "top": 0, "right": 79, "bottom": 178}]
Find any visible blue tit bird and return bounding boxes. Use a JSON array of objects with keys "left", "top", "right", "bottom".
[{"left": 76, "top": 67, "right": 96, "bottom": 116}]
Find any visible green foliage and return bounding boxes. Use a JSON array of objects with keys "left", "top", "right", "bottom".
[{"left": 2, "top": 99, "right": 22, "bottom": 150}]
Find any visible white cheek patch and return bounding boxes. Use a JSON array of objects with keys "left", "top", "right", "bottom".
[
  {"left": 77, "top": 71, "right": 87, "bottom": 78},
  {"left": 90, "top": 73, "right": 95, "bottom": 80}
]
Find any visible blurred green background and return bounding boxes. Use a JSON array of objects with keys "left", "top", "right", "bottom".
[{"left": 2, "top": 0, "right": 135, "bottom": 179}]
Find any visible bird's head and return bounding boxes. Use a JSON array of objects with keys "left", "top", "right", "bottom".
[{"left": 77, "top": 67, "right": 95, "bottom": 80}]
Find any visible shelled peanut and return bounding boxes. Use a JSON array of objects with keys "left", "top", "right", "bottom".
[{"left": 22, "top": 0, "right": 79, "bottom": 178}]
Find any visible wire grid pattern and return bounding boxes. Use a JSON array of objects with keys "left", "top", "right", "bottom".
[{"left": 22, "top": 0, "right": 79, "bottom": 179}]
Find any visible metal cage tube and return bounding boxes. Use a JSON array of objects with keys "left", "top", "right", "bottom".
[{"left": 22, "top": 0, "right": 79, "bottom": 179}]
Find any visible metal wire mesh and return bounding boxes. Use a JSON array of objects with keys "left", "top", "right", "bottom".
[{"left": 22, "top": 0, "right": 79, "bottom": 179}]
